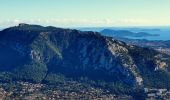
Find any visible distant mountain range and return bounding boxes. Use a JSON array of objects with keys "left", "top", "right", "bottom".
[
  {"left": 0, "top": 24, "right": 170, "bottom": 97},
  {"left": 100, "top": 29, "right": 159, "bottom": 38},
  {"left": 100, "top": 28, "right": 170, "bottom": 56},
  {"left": 78, "top": 27, "right": 165, "bottom": 32}
]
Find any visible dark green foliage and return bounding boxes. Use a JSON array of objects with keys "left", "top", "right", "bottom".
[
  {"left": 132, "top": 88, "right": 146, "bottom": 100},
  {"left": 44, "top": 73, "right": 66, "bottom": 84},
  {"left": 14, "top": 62, "right": 47, "bottom": 83},
  {"left": 0, "top": 44, "right": 27, "bottom": 71},
  {"left": 104, "top": 82, "right": 133, "bottom": 95},
  {"left": 75, "top": 77, "right": 133, "bottom": 95},
  {"left": 0, "top": 72, "right": 13, "bottom": 82},
  {"left": 143, "top": 70, "right": 170, "bottom": 89}
]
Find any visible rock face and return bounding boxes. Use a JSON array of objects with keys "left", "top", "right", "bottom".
[{"left": 0, "top": 24, "right": 170, "bottom": 87}]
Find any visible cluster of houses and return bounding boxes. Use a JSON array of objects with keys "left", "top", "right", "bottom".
[
  {"left": 157, "top": 48, "right": 170, "bottom": 55},
  {"left": 144, "top": 88, "right": 170, "bottom": 99},
  {"left": 0, "top": 82, "right": 126, "bottom": 99}
]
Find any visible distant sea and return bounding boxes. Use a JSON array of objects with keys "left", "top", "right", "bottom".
[
  {"left": 79, "top": 27, "right": 170, "bottom": 41},
  {"left": 127, "top": 30, "right": 170, "bottom": 40}
]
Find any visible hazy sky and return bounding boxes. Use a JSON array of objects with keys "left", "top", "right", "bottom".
[{"left": 0, "top": 0, "right": 170, "bottom": 27}]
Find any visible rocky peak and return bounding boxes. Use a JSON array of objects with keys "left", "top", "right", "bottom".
[{"left": 18, "top": 23, "right": 30, "bottom": 27}]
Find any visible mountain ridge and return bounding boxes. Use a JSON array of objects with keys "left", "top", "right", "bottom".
[{"left": 0, "top": 24, "right": 170, "bottom": 89}]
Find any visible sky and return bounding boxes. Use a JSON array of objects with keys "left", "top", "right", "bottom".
[{"left": 0, "top": 0, "right": 170, "bottom": 28}]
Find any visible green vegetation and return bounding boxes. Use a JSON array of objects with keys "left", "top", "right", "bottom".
[
  {"left": 144, "top": 70, "right": 170, "bottom": 89},
  {"left": 44, "top": 73, "right": 66, "bottom": 84},
  {"left": 46, "top": 41, "right": 62, "bottom": 59},
  {"left": 14, "top": 62, "right": 47, "bottom": 83},
  {"left": 0, "top": 72, "right": 13, "bottom": 82}
]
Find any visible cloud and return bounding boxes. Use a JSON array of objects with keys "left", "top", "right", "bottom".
[
  {"left": 116, "top": 18, "right": 170, "bottom": 26},
  {"left": 0, "top": 18, "right": 169, "bottom": 28},
  {"left": 0, "top": 18, "right": 116, "bottom": 28},
  {"left": 116, "top": 18, "right": 151, "bottom": 26}
]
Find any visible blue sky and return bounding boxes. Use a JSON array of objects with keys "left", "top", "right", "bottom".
[{"left": 0, "top": 0, "right": 170, "bottom": 27}]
